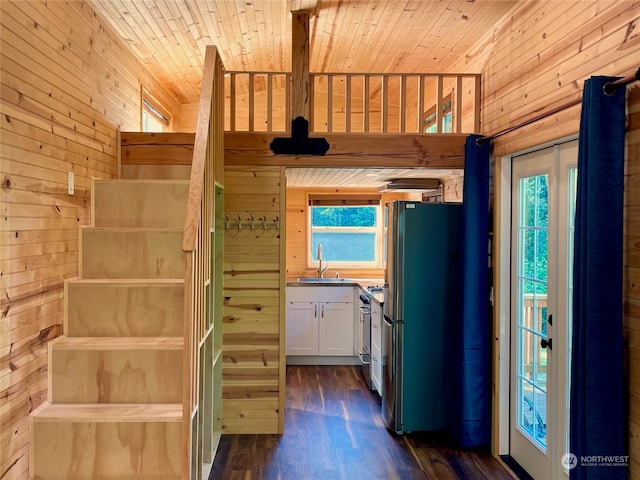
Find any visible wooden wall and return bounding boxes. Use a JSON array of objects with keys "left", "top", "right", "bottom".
[
  {"left": 442, "top": 175, "right": 464, "bottom": 203},
  {"left": 625, "top": 84, "right": 640, "bottom": 480},
  {"left": 285, "top": 187, "right": 416, "bottom": 279},
  {"left": 0, "top": 2, "right": 181, "bottom": 479},
  {"left": 450, "top": 0, "right": 639, "bottom": 475},
  {"left": 222, "top": 166, "right": 286, "bottom": 434}
]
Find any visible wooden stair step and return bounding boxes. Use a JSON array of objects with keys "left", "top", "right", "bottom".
[
  {"left": 30, "top": 402, "right": 181, "bottom": 480},
  {"left": 49, "top": 337, "right": 183, "bottom": 404},
  {"left": 65, "top": 278, "right": 184, "bottom": 337},
  {"left": 92, "top": 179, "right": 189, "bottom": 228},
  {"left": 80, "top": 227, "right": 185, "bottom": 279},
  {"left": 30, "top": 401, "right": 183, "bottom": 421}
]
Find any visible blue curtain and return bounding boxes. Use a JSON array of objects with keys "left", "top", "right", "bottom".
[
  {"left": 570, "top": 76, "right": 627, "bottom": 479},
  {"left": 456, "top": 134, "right": 492, "bottom": 447}
]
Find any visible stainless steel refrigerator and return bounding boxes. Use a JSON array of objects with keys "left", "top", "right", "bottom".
[{"left": 382, "top": 201, "right": 462, "bottom": 435}]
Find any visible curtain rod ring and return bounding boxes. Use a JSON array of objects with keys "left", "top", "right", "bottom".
[
  {"left": 603, "top": 67, "right": 640, "bottom": 96},
  {"left": 603, "top": 82, "right": 617, "bottom": 96}
]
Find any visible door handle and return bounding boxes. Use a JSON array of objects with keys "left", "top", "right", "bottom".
[
  {"left": 314, "top": 304, "right": 317, "bottom": 318},
  {"left": 321, "top": 304, "right": 324, "bottom": 318},
  {"left": 383, "top": 315, "right": 393, "bottom": 326},
  {"left": 541, "top": 338, "right": 552, "bottom": 350}
]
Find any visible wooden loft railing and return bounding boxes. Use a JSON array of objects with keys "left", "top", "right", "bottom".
[
  {"left": 182, "top": 45, "right": 225, "bottom": 479},
  {"left": 224, "top": 71, "right": 481, "bottom": 134},
  {"left": 225, "top": 72, "right": 292, "bottom": 133}
]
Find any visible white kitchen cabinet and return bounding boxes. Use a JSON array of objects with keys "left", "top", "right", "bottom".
[
  {"left": 286, "top": 286, "right": 355, "bottom": 358},
  {"left": 286, "top": 302, "right": 318, "bottom": 355},
  {"left": 318, "top": 302, "right": 355, "bottom": 356},
  {"left": 370, "top": 298, "right": 383, "bottom": 394}
]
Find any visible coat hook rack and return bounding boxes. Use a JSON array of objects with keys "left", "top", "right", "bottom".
[{"left": 224, "top": 212, "right": 280, "bottom": 230}]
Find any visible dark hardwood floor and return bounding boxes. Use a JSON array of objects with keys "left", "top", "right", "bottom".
[{"left": 209, "top": 365, "right": 516, "bottom": 480}]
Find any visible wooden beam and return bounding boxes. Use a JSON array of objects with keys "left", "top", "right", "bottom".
[
  {"left": 291, "top": 11, "right": 310, "bottom": 121},
  {"left": 224, "top": 132, "right": 466, "bottom": 168},
  {"left": 121, "top": 132, "right": 195, "bottom": 165},
  {"left": 289, "top": 0, "right": 317, "bottom": 10}
]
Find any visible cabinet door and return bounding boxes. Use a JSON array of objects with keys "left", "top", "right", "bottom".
[
  {"left": 370, "top": 301, "right": 383, "bottom": 394},
  {"left": 318, "top": 302, "right": 354, "bottom": 356},
  {"left": 371, "top": 301, "right": 382, "bottom": 352},
  {"left": 371, "top": 344, "right": 382, "bottom": 395},
  {"left": 286, "top": 302, "right": 318, "bottom": 355}
]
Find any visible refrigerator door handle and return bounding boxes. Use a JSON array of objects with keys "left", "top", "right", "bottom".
[{"left": 383, "top": 314, "right": 393, "bottom": 326}]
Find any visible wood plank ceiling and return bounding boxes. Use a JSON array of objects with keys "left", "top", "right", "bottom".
[
  {"left": 89, "top": 0, "right": 520, "bottom": 104},
  {"left": 89, "top": 0, "right": 521, "bottom": 187}
]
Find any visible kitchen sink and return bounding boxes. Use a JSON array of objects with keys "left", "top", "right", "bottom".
[{"left": 297, "top": 278, "right": 352, "bottom": 284}]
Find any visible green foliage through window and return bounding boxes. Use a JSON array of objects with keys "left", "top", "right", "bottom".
[
  {"left": 520, "top": 175, "right": 548, "bottom": 295},
  {"left": 310, "top": 206, "right": 379, "bottom": 265}
]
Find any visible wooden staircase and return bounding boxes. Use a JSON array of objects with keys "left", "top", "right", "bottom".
[
  {"left": 29, "top": 177, "right": 189, "bottom": 479},
  {"left": 30, "top": 46, "right": 225, "bottom": 480}
]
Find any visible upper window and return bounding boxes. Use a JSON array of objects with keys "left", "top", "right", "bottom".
[
  {"left": 308, "top": 195, "right": 382, "bottom": 268},
  {"left": 142, "top": 91, "right": 171, "bottom": 132},
  {"left": 424, "top": 93, "right": 452, "bottom": 133}
]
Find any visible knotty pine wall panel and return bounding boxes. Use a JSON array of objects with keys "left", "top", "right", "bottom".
[
  {"left": 442, "top": 175, "right": 464, "bottom": 203},
  {"left": 0, "top": 2, "right": 181, "bottom": 478},
  {"left": 222, "top": 166, "right": 286, "bottom": 434},
  {"left": 624, "top": 88, "right": 640, "bottom": 480},
  {"left": 448, "top": 1, "right": 639, "bottom": 474}
]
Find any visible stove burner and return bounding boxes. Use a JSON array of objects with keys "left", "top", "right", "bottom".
[{"left": 367, "top": 286, "right": 384, "bottom": 293}]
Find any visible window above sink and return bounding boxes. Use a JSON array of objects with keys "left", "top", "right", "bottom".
[{"left": 308, "top": 195, "right": 384, "bottom": 269}]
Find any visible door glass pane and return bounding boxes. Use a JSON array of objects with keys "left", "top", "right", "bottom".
[{"left": 517, "top": 173, "right": 548, "bottom": 449}]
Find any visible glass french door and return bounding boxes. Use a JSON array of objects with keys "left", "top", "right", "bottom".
[{"left": 510, "top": 140, "right": 577, "bottom": 479}]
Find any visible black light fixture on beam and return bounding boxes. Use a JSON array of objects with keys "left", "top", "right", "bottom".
[
  {"left": 378, "top": 178, "right": 441, "bottom": 192},
  {"left": 270, "top": 116, "right": 330, "bottom": 155}
]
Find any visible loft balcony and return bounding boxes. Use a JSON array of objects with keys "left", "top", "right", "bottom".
[{"left": 224, "top": 71, "right": 480, "bottom": 135}]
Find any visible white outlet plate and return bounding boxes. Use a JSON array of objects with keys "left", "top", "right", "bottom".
[{"left": 68, "top": 172, "right": 74, "bottom": 195}]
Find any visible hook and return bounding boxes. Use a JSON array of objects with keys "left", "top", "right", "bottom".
[
  {"left": 275, "top": 214, "right": 280, "bottom": 230},
  {"left": 225, "top": 214, "right": 230, "bottom": 230},
  {"left": 250, "top": 214, "right": 255, "bottom": 230},
  {"left": 238, "top": 214, "right": 242, "bottom": 230},
  {"left": 263, "top": 214, "right": 267, "bottom": 229}
]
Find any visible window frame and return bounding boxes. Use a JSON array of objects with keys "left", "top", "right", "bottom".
[
  {"left": 141, "top": 89, "right": 172, "bottom": 132},
  {"left": 306, "top": 200, "right": 384, "bottom": 269},
  {"left": 423, "top": 93, "right": 453, "bottom": 133}
]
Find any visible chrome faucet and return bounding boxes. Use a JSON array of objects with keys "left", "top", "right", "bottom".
[
  {"left": 317, "top": 243, "right": 329, "bottom": 278},
  {"left": 318, "top": 259, "right": 329, "bottom": 278}
]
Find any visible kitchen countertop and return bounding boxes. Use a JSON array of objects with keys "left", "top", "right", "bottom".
[{"left": 286, "top": 277, "right": 385, "bottom": 304}]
